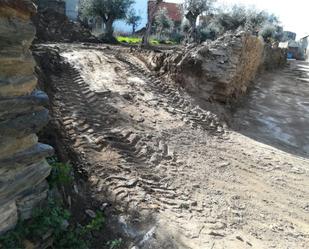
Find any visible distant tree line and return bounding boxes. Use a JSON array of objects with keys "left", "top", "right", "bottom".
[{"left": 79, "top": 0, "right": 284, "bottom": 45}]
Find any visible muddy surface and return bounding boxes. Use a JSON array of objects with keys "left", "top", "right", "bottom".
[
  {"left": 35, "top": 44, "right": 309, "bottom": 249},
  {"left": 233, "top": 60, "right": 309, "bottom": 157}
]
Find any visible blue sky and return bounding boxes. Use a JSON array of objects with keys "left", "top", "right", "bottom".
[{"left": 115, "top": 0, "right": 308, "bottom": 39}]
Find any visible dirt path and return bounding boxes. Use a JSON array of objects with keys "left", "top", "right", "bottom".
[
  {"left": 36, "top": 44, "right": 309, "bottom": 249},
  {"left": 233, "top": 60, "right": 309, "bottom": 157}
]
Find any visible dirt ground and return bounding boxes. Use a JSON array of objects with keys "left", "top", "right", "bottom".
[
  {"left": 36, "top": 44, "right": 309, "bottom": 249},
  {"left": 233, "top": 60, "right": 309, "bottom": 157}
]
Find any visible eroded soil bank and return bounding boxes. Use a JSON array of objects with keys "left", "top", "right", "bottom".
[{"left": 34, "top": 43, "right": 309, "bottom": 249}]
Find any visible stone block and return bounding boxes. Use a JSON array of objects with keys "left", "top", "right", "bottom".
[{"left": 0, "top": 201, "right": 18, "bottom": 235}]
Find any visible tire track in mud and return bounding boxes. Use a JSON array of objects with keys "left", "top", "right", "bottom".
[
  {"left": 37, "top": 45, "right": 309, "bottom": 248},
  {"left": 49, "top": 61, "right": 196, "bottom": 213},
  {"left": 108, "top": 49, "right": 225, "bottom": 134}
]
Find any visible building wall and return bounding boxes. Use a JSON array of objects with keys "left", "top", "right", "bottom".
[{"left": 66, "top": 0, "right": 79, "bottom": 21}]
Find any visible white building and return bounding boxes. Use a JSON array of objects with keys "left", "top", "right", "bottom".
[{"left": 65, "top": 0, "right": 79, "bottom": 21}]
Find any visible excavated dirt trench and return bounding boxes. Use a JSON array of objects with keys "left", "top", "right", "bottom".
[{"left": 34, "top": 44, "right": 309, "bottom": 249}]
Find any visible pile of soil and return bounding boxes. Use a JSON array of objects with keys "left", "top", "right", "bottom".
[{"left": 32, "top": 9, "right": 99, "bottom": 43}]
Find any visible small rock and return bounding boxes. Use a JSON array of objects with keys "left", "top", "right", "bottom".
[
  {"left": 85, "top": 209, "right": 96, "bottom": 218},
  {"left": 218, "top": 161, "right": 230, "bottom": 168},
  {"left": 149, "top": 153, "right": 161, "bottom": 164},
  {"left": 100, "top": 203, "right": 109, "bottom": 211},
  {"left": 236, "top": 235, "right": 244, "bottom": 242},
  {"left": 191, "top": 201, "right": 198, "bottom": 206}
]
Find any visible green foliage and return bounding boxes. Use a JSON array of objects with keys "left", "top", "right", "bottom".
[
  {"left": 0, "top": 200, "right": 105, "bottom": 249},
  {"left": 116, "top": 36, "right": 176, "bottom": 45},
  {"left": 196, "top": 5, "right": 283, "bottom": 42},
  {"left": 154, "top": 8, "right": 174, "bottom": 38},
  {"left": 47, "top": 157, "right": 73, "bottom": 188},
  {"left": 106, "top": 238, "right": 122, "bottom": 249},
  {"left": 84, "top": 212, "right": 105, "bottom": 232},
  {"left": 80, "top": 0, "right": 134, "bottom": 21},
  {"left": 117, "top": 36, "right": 141, "bottom": 44},
  {"left": 80, "top": 0, "right": 135, "bottom": 37},
  {"left": 126, "top": 8, "right": 141, "bottom": 34},
  {"left": 184, "top": 0, "right": 216, "bottom": 18}
]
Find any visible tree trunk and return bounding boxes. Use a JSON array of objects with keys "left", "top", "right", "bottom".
[
  {"left": 190, "top": 17, "right": 197, "bottom": 43},
  {"left": 142, "top": 0, "right": 162, "bottom": 47},
  {"left": 105, "top": 18, "right": 114, "bottom": 39},
  {"left": 132, "top": 24, "right": 136, "bottom": 35},
  {"left": 184, "top": 12, "right": 198, "bottom": 44}
]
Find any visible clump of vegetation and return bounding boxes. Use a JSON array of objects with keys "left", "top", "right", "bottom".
[
  {"left": 154, "top": 7, "right": 174, "bottom": 40},
  {"left": 0, "top": 199, "right": 105, "bottom": 249},
  {"left": 116, "top": 36, "right": 142, "bottom": 44},
  {"left": 106, "top": 238, "right": 123, "bottom": 249},
  {"left": 47, "top": 157, "right": 74, "bottom": 188},
  {"left": 126, "top": 8, "right": 141, "bottom": 34},
  {"left": 184, "top": 0, "right": 216, "bottom": 43},
  {"left": 0, "top": 157, "right": 110, "bottom": 249},
  {"left": 116, "top": 36, "right": 176, "bottom": 45},
  {"left": 195, "top": 4, "right": 284, "bottom": 43}
]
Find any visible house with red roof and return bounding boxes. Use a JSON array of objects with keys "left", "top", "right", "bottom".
[{"left": 148, "top": 0, "right": 184, "bottom": 26}]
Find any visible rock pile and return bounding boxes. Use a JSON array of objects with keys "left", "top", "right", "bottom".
[
  {"left": 32, "top": 9, "right": 98, "bottom": 43},
  {"left": 0, "top": 0, "right": 53, "bottom": 234}
]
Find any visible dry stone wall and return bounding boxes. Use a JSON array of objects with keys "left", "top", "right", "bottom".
[
  {"left": 261, "top": 44, "right": 287, "bottom": 71},
  {"left": 134, "top": 32, "right": 286, "bottom": 103},
  {"left": 0, "top": 0, "right": 53, "bottom": 234}
]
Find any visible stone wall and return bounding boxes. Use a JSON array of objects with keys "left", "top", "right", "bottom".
[
  {"left": 0, "top": 0, "right": 53, "bottom": 234},
  {"left": 261, "top": 44, "right": 287, "bottom": 71},
  {"left": 134, "top": 32, "right": 286, "bottom": 103},
  {"left": 135, "top": 32, "right": 265, "bottom": 103}
]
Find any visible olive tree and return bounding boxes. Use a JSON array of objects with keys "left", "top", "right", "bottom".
[
  {"left": 154, "top": 8, "right": 174, "bottom": 39},
  {"left": 184, "top": 0, "right": 216, "bottom": 43},
  {"left": 126, "top": 9, "right": 141, "bottom": 34},
  {"left": 80, "top": 0, "right": 134, "bottom": 41}
]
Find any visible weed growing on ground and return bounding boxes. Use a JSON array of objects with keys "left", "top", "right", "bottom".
[
  {"left": 0, "top": 157, "right": 105, "bottom": 249},
  {"left": 106, "top": 238, "right": 123, "bottom": 249},
  {"left": 47, "top": 157, "right": 74, "bottom": 187},
  {"left": 0, "top": 198, "right": 105, "bottom": 249}
]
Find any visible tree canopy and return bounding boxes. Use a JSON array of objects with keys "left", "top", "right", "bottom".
[
  {"left": 80, "top": 0, "right": 134, "bottom": 40},
  {"left": 184, "top": 0, "right": 217, "bottom": 42},
  {"left": 126, "top": 8, "right": 141, "bottom": 34}
]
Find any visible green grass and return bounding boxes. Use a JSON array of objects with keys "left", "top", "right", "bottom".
[
  {"left": 116, "top": 36, "right": 142, "bottom": 44},
  {"left": 116, "top": 36, "right": 176, "bottom": 45}
]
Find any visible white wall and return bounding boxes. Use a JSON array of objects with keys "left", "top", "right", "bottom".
[{"left": 66, "top": 0, "right": 79, "bottom": 20}]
